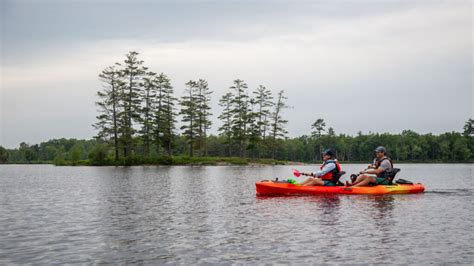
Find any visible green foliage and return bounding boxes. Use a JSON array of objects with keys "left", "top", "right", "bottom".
[
  {"left": 0, "top": 146, "right": 8, "bottom": 163},
  {"left": 463, "top": 118, "right": 473, "bottom": 136},
  {"left": 311, "top": 118, "right": 326, "bottom": 138},
  {"left": 2, "top": 130, "right": 473, "bottom": 165},
  {"left": 170, "top": 156, "right": 283, "bottom": 166},
  {"left": 253, "top": 85, "right": 273, "bottom": 139},
  {"left": 229, "top": 79, "right": 251, "bottom": 157},
  {"left": 453, "top": 136, "right": 470, "bottom": 161},
  {"left": 153, "top": 73, "right": 177, "bottom": 156},
  {"left": 269, "top": 90, "right": 289, "bottom": 158},
  {"left": 156, "top": 156, "right": 174, "bottom": 165},
  {"left": 70, "top": 144, "right": 83, "bottom": 165},
  {"left": 54, "top": 147, "right": 66, "bottom": 166},
  {"left": 328, "top": 127, "right": 336, "bottom": 136},
  {"left": 118, "top": 51, "right": 148, "bottom": 157},
  {"left": 195, "top": 79, "right": 213, "bottom": 156},
  {"left": 18, "top": 142, "right": 39, "bottom": 162},
  {"left": 88, "top": 144, "right": 109, "bottom": 166},
  {"left": 180, "top": 80, "right": 200, "bottom": 157},
  {"left": 140, "top": 71, "right": 158, "bottom": 156},
  {"left": 94, "top": 53, "right": 178, "bottom": 161},
  {"left": 218, "top": 92, "right": 234, "bottom": 156},
  {"left": 216, "top": 80, "right": 285, "bottom": 159},
  {"left": 216, "top": 83, "right": 288, "bottom": 159},
  {"left": 94, "top": 65, "right": 122, "bottom": 162}
]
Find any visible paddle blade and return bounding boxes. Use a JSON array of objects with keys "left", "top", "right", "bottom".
[{"left": 292, "top": 169, "right": 301, "bottom": 177}]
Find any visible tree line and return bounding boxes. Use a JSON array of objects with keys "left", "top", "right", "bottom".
[{"left": 1, "top": 119, "right": 472, "bottom": 165}]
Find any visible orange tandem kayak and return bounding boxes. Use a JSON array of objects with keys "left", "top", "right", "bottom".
[{"left": 256, "top": 181, "right": 425, "bottom": 196}]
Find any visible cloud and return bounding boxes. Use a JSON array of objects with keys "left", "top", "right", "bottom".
[
  {"left": 1, "top": 0, "right": 472, "bottom": 148},
  {"left": 3, "top": 1, "right": 470, "bottom": 86}
]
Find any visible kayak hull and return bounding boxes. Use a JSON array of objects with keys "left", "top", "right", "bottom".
[{"left": 256, "top": 181, "right": 425, "bottom": 196}]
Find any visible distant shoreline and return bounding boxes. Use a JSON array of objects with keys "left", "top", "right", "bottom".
[{"left": 1, "top": 158, "right": 472, "bottom": 166}]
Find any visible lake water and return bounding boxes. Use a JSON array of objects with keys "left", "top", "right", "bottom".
[{"left": 0, "top": 164, "right": 472, "bottom": 264}]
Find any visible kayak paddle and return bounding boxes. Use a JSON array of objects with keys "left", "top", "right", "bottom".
[
  {"left": 292, "top": 168, "right": 302, "bottom": 177},
  {"left": 293, "top": 169, "right": 312, "bottom": 177}
]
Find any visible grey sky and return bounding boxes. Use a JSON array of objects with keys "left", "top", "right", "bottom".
[{"left": 1, "top": 0, "right": 472, "bottom": 148}]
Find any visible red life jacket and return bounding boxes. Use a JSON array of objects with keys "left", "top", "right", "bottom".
[{"left": 319, "top": 160, "right": 342, "bottom": 182}]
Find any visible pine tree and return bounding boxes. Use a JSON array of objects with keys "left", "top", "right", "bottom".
[
  {"left": 218, "top": 92, "right": 233, "bottom": 157},
  {"left": 253, "top": 85, "right": 273, "bottom": 139},
  {"left": 153, "top": 73, "right": 165, "bottom": 155},
  {"left": 195, "top": 79, "right": 213, "bottom": 156},
  {"left": 94, "top": 65, "right": 122, "bottom": 162},
  {"left": 154, "top": 73, "right": 177, "bottom": 156},
  {"left": 118, "top": 51, "right": 147, "bottom": 157},
  {"left": 269, "top": 90, "right": 289, "bottom": 158},
  {"left": 140, "top": 71, "right": 157, "bottom": 156},
  {"left": 311, "top": 119, "right": 326, "bottom": 138},
  {"left": 328, "top": 127, "right": 336, "bottom": 136},
  {"left": 463, "top": 118, "right": 473, "bottom": 136},
  {"left": 251, "top": 85, "right": 274, "bottom": 157},
  {"left": 180, "top": 80, "right": 199, "bottom": 157},
  {"left": 247, "top": 97, "right": 261, "bottom": 158},
  {"left": 311, "top": 118, "right": 326, "bottom": 160},
  {"left": 229, "top": 79, "right": 251, "bottom": 157}
]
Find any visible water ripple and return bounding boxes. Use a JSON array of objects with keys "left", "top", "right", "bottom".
[{"left": 0, "top": 164, "right": 472, "bottom": 264}]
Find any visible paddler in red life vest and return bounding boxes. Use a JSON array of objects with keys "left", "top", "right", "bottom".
[{"left": 299, "top": 149, "right": 342, "bottom": 186}]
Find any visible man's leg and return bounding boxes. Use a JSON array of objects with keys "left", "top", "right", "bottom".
[
  {"left": 347, "top": 174, "right": 372, "bottom": 186},
  {"left": 352, "top": 175, "right": 377, "bottom": 187},
  {"left": 301, "top": 178, "right": 325, "bottom": 186},
  {"left": 300, "top": 177, "right": 314, "bottom": 186},
  {"left": 346, "top": 174, "right": 366, "bottom": 186}
]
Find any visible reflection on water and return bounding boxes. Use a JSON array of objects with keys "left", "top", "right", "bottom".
[
  {"left": 0, "top": 164, "right": 472, "bottom": 264},
  {"left": 370, "top": 195, "right": 394, "bottom": 222}
]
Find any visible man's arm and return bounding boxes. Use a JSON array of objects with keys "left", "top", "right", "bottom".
[
  {"left": 360, "top": 168, "right": 384, "bottom": 175},
  {"left": 367, "top": 159, "right": 377, "bottom": 169},
  {"left": 313, "top": 163, "right": 336, "bottom": 177},
  {"left": 360, "top": 160, "right": 390, "bottom": 175}
]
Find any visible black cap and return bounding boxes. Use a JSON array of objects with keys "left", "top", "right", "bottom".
[
  {"left": 374, "top": 146, "right": 386, "bottom": 153},
  {"left": 322, "top": 149, "right": 335, "bottom": 158}
]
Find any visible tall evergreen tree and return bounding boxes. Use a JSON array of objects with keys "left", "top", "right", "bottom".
[
  {"left": 153, "top": 73, "right": 165, "bottom": 155},
  {"left": 328, "top": 127, "right": 336, "bottom": 136},
  {"left": 154, "top": 73, "right": 177, "bottom": 156},
  {"left": 229, "top": 79, "right": 251, "bottom": 157},
  {"left": 253, "top": 85, "right": 273, "bottom": 139},
  {"left": 311, "top": 118, "right": 326, "bottom": 159},
  {"left": 463, "top": 118, "right": 473, "bottom": 136},
  {"left": 218, "top": 92, "right": 234, "bottom": 157},
  {"left": 269, "top": 90, "right": 289, "bottom": 158},
  {"left": 247, "top": 97, "right": 260, "bottom": 157},
  {"left": 140, "top": 71, "right": 157, "bottom": 156},
  {"left": 249, "top": 85, "right": 274, "bottom": 158},
  {"left": 196, "top": 79, "right": 213, "bottom": 156},
  {"left": 118, "top": 51, "right": 147, "bottom": 157},
  {"left": 180, "top": 80, "right": 199, "bottom": 157},
  {"left": 311, "top": 119, "right": 326, "bottom": 138},
  {"left": 94, "top": 65, "right": 122, "bottom": 162}
]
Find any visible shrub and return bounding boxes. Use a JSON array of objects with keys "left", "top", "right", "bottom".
[{"left": 88, "top": 145, "right": 109, "bottom": 165}]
